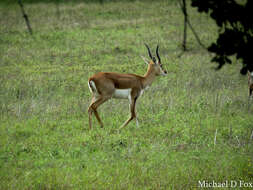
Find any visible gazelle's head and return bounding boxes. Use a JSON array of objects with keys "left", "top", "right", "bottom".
[{"left": 144, "top": 44, "right": 167, "bottom": 76}]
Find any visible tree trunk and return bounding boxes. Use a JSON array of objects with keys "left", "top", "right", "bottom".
[{"left": 18, "top": 0, "right": 33, "bottom": 35}]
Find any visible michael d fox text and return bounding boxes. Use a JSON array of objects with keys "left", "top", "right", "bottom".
[{"left": 198, "top": 180, "right": 253, "bottom": 188}]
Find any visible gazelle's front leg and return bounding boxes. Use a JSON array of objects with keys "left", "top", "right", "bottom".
[
  {"left": 119, "top": 96, "right": 138, "bottom": 130},
  {"left": 135, "top": 117, "right": 139, "bottom": 127}
]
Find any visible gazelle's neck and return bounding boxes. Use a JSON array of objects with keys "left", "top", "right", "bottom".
[{"left": 142, "top": 64, "right": 157, "bottom": 89}]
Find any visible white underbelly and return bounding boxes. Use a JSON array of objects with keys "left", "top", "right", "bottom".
[{"left": 112, "top": 89, "right": 131, "bottom": 99}]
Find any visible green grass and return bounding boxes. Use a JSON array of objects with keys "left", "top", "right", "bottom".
[{"left": 0, "top": 0, "right": 253, "bottom": 189}]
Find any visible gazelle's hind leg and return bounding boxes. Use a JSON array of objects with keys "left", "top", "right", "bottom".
[{"left": 88, "top": 95, "right": 110, "bottom": 129}]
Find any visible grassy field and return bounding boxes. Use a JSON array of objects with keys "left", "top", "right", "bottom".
[{"left": 0, "top": 0, "right": 253, "bottom": 189}]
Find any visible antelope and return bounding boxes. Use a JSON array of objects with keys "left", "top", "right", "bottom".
[
  {"left": 87, "top": 44, "right": 167, "bottom": 130},
  {"left": 248, "top": 70, "right": 253, "bottom": 99}
]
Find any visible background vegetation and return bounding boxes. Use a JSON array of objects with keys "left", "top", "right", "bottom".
[
  {"left": 191, "top": 0, "right": 253, "bottom": 73},
  {"left": 0, "top": 0, "right": 252, "bottom": 189}
]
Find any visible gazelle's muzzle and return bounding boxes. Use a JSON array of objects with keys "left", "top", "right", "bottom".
[{"left": 161, "top": 69, "right": 167, "bottom": 76}]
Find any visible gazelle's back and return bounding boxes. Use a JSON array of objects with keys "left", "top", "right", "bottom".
[{"left": 89, "top": 72, "right": 143, "bottom": 90}]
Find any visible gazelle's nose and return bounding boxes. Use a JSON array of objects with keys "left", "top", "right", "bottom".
[{"left": 161, "top": 70, "right": 167, "bottom": 76}]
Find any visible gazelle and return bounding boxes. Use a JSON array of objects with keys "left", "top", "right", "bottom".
[
  {"left": 248, "top": 70, "right": 253, "bottom": 99},
  {"left": 87, "top": 44, "right": 167, "bottom": 130}
]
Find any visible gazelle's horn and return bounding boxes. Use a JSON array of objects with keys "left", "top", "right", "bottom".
[
  {"left": 156, "top": 45, "right": 161, "bottom": 63},
  {"left": 145, "top": 43, "right": 153, "bottom": 60}
]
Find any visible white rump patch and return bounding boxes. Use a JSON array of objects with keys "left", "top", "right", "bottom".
[
  {"left": 88, "top": 80, "right": 97, "bottom": 93},
  {"left": 113, "top": 88, "right": 131, "bottom": 99}
]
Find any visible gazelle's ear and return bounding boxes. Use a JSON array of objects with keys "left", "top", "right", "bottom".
[{"left": 141, "top": 56, "right": 149, "bottom": 65}]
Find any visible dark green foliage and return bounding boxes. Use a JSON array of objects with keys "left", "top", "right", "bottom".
[{"left": 191, "top": 0, "right": 253, "bottom": 74}]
